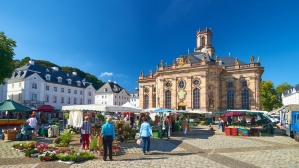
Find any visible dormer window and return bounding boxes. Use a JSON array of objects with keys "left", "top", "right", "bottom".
[
  {"left": 58, "top": 77, "right": 62, "bottom": 83},
  {"left": 67, "top": 79, "right": 72, "bottom": 85},
  {"left": 45, "top": 74, "right": 51, "bottom": 81},
  {"left": 104, "top": 88, "right": 107, "bottom": 92},
  {"left": 76, "top": 81, "right": 81, "bottom": 86}
]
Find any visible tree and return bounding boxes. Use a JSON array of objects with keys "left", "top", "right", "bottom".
[
  {"left": 260, "top": 80, "right": 277, "bottom": 111},
  {"left": 0, "top": 32, "right": 17, "bottom": 84},
  {"left": 275, "top": 82, "right": 292, "bottom": 108}
]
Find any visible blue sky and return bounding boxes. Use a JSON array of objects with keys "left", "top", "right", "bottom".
[{"left": 1, "top": 0, "right": 299, "bottom": 91}]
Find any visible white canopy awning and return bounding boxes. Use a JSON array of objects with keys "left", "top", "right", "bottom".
[{"left": 62, "top": 104, "right": 141, "bottom": 113}]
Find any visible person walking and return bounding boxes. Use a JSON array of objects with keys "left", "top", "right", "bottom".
[
  {"left": 26, "top": 113, "right": 38, "bottom": 133},
  {"left": 181, "top": 117, "right": 189, "bottom": 136},
  {"left": 160, "top": 117, "right": 170, "bottom": 139},
  {"left": 81, "top": 116, "right": 92, "bottom": 150},
  {"left": 101, "top": 117, "right": 115, "bottom": 161},
  {"left": 139, "top": 117, "right": 153, "bottom": 155}
]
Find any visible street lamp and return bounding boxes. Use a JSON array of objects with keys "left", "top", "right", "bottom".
[{"left": 6, "top": 111, "right": 9, "bottom": 130}]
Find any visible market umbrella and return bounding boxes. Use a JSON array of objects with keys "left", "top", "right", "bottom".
[
  {"left": 37, "top": 105, "right": 56, "bottom": 112},
  {"left": 221, "top": 111, "right": 244, "bottom": 117},
  {"left": 0, "top": 99, "right": 32, "bottom": 130}
]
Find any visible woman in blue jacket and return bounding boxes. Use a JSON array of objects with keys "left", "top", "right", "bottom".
[
  {"left": 139, "top": 117, "right": 153, "bottom": 155},
  {"left": 101, "top": 117, "right": 115, "bottom": 161}
]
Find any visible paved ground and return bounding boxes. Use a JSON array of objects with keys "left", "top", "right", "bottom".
[{"left": 1, "top": 125, "right": 299, "bottom": 168}]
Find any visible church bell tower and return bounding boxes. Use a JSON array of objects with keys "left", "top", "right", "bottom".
[{"left": 195, "top": 28, "right": 215, "bottom": 58}]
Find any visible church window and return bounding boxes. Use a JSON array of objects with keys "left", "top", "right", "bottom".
[
  {"left": 227, "top": 82, "right": 233, "bottom": 88},
  {"left": 165, "top": 82, "right": 171, "bottom": 88},
  {"left": 179, "top": 81, "right": 185, "bottom": 88},
  {"left": 242, "top": 89, "right": 249, "bottom": 109},
  {"left": 193, "top": 88, "right": 200, "bottom": 109},
  {"left": 227, "top": 90, "right": 234, "bottom": 109},
  {"left": 144, "top": 95, "right": 149, "bottom": 109},
  {"left": 193, "top": 80, "right": 199, "bottom": 85},
  {"left": 153, "top": 94, "right": 156, "bottom": 108},
  {"left": 165, "top": 90, "right": 171, "bottom": 109}
]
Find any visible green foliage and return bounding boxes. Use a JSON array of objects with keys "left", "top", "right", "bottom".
[
  {"left": 275, "top": 82, "right": 292, "bottom": 108},
  {"left": 89, "top": 137, "right": 98, "bottom": 150},
  {"left": 179, "top": 115, "right": 185, "bottom": 120},
  {"left": 64, "top": 113, "right": 69, "bottom": 119},
  {"left": 261, "top": 80, "right": 277, "bottom": 111},
  {"left": 0, "top": 32, "right": 17, "bottom": 84},
  {"left": 261, "top": 80, "right": 293, "bottom": 111}
]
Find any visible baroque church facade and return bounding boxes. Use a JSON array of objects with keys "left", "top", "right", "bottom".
[{"left": 137, "top": 28, "right": 264, "bottom": 112}]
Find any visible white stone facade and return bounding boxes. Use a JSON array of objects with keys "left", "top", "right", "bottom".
[
  {"left": 95, "top": 81, "right": 130, "bottom": 106},
  {"left": 282, "top": 86, "right": 299, "bottom": 106},
  {"left": 6, "top": 60, "right": 96, "bottom": 109}
]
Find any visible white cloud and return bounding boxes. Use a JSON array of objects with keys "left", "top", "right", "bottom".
[{"left": 99, "top": 72, "right": 114, "bottom": 77}]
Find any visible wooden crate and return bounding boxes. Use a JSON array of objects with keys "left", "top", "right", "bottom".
[{"left": 4, "top": 133, "right": 16, "bottom": 141}]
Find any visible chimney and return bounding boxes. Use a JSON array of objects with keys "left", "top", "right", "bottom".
[
  {"left": 72, "top": 72, "right": 77, "bottom": 76},
  {"left": 29, "top": 60, "right": 34, "bottom": 65},
  {"left": 51, "top": 67, "right": 59, "bottom": 71}
]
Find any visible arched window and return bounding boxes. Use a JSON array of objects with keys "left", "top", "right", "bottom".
[
  {"left": 193, "top": 88, "right": 200, "bottom": 109},
  {"left": 144, "top": 95, "right": 149, "bottom": 109},
  {"left": 241, "top": 89, "right": 249, "bottom": 109},
  {"left": 227, "top": 90, "right": 234, "bottom": 109},
  {"left": 153, "top": 94, "right": 156, "bottom": 108},
  {"left": 165, "top": 90, "right": 171, "bottom": 109},
  {"left": 201, "top": 36, "right": 205, "bottom": 46}
]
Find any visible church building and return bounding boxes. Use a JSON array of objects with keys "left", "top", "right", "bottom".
[{"left": 137, "top": 28, "right": 264, "bottom": 112}]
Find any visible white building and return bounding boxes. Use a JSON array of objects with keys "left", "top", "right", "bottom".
[
  {"left": 95, "top": 80, "right": 130, "bottom": 106},
  {"left": 0, "top": 81, "right": 7, "bottom": 102},
  {"left": 128, "top": 87, "right": 139, "bottom": 108},
  {"left": 282, "top": 84, "right": 299, "bottom": 106},
  {"left": 6, "top": 60, "right": 96, "bottom": 109}
]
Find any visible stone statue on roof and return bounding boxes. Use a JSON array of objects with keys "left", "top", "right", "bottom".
[
  {"left": 202, "top": 53, "right": 206, "bottom": 61},
  {"left": 160, "top": 59, "right": 164, "bottom": 67},
  {"left": 150, "top": 69, "right": 152, "bottom": 76},
  {"left": 250, "top": 55, "right": 254, "bottom": 63},
  {"left": 216, "top": 55, "right": 219, "bottom": 62},
  {"left": 257, "top": 56, "right": 260, "bottom": 63},
  {"left": 156, "top": 64, "right": 159, "bottom": 71},
  {"left": 235, "top": 58, "right": 239, "bottom": 65}
]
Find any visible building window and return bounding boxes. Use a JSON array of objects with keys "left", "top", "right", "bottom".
[
  {"left": 165, "top": 82, "right": 171, "bottom": 88},
  {"left": 68, "top": 89, "right": 71, "bottom": 93},
  {"left": 18, "top": 93, "right": 21, "bottom": 101},
  {"left": 74, "top": 90, "right": 77, "bottom": 94},
  {"left": 46, "top": 85, "right": 49, "bottom": 91},
  {"left": 46, "top": 75, "right": 50, "bottom": 81},
  {"left": 227, "top": 82, "right": 233, "bottom": 88},
  {"left": 165, "top": 90, "right": 171, "bottom": 109},
  {"left": 80, "top": 99, "right": 82, "bottom": 105},
  {"left": 61, "top": 97, "right": 64, "bottom": 103},
  {"left": 58, "top": 77, "right": 62, "bottom": 83},
  {"left": 104, "top": 88, "right": 107, "bottom": 92},
  {"left": 54, "top": 87, "right": 57, "bottom": 92},
  {"left": 61, "top": 88, "right": 64, "bottom": 92},
  {"left": 53, "top": 96, "right": 57, "bottom": 103},
  {"left": 144, "top": 95, "right": 149, "bottom": 109},
  {"left": 88, "top": 92, "right": 91, "bottom": 96},
  {"left": 241, "top": 89, "right": 249, "bottom": 109},
  {"left": 45, "top": 95, "right": 49, "bottom": 102},
  {"left": 68, "top": 97, "right": 71, "bottom": 104},
  {"left": 74, "top": 98, "right": 77, "bottom": 104},
  {"left": 227, "top": 90, "right": 234, "bottom": 109},
  {"left": 67, "top": 79, "right": 72, "bottom": 84},
  {"left": 80, "top": 91, "right": 83, "bottom": 95},
  {"left": 193, "top": 88, "right": 200, "bottom": 109},
  {"left": 32, "top": 83, "right": 37, "bottom": 89},
  {"left": 153, "top": 94, "right": 156, "bottom": 108},
  {"left": 31, "top": 94, "right": 37, "bottom": 101},
  {"left": 88, "top": 99, "right": 91, "bottom": 104},
  {"left": 242, "top": 81, "right": 248, "bottom": 87},
  {"left": 193, "top": 80, "right": 200, "bottom": 85},
  {"left": 179, "top": 81, "right": 185, "bottom": 88},
  {"left": 145, "top": 88, "right": 149, "bottom": 93}
]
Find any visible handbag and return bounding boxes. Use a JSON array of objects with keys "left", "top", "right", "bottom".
[{"left": 136, "top": 138, "right": 142, "bottom": 145}]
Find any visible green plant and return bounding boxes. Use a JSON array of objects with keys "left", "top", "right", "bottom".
[
  {"left": 89, "top": 138, "right": 98, "bottom": 151},
  {"left": 64, "top": 113, "right": 69, "bottom": 119}
]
